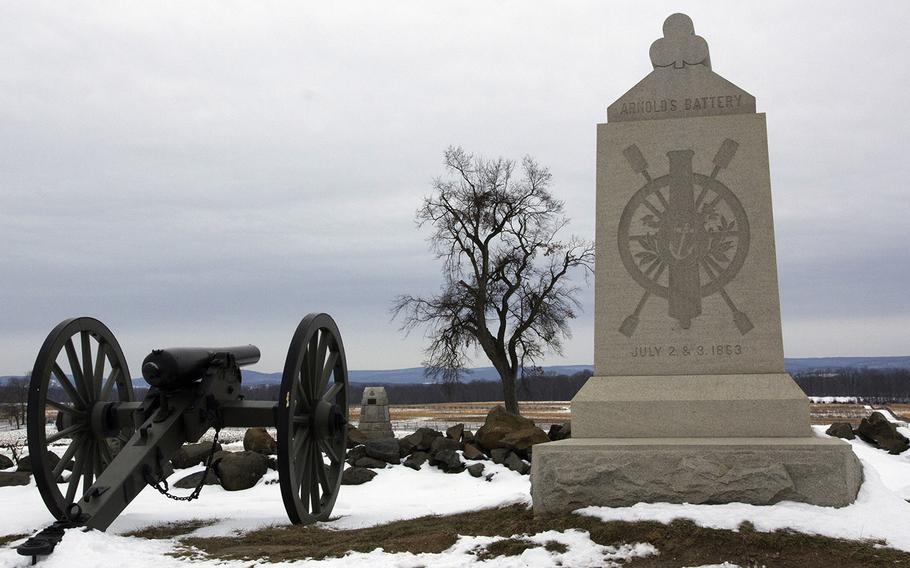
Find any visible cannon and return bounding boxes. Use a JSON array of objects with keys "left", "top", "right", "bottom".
[{"left": 17, "top": 313, "right": 348, "bottom": 561}]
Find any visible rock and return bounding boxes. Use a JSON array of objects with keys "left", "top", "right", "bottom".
[
  {"left": 467, "top": 463, "right": 485, "bottom": 478},
  {"left": 462, "top": 443, "right": 485, "bottom": 461},
  {"left": 213, "top": 451, "right": 268, "bottom": 491},
  {"left": 399, "top": 428, "right": 443, "bottom": 455},
  {"left": 0, "top": 472, "right": 31, "bottom": 487},
  {"left": 346, "top": 445, "right": 367, "bottom": 465},
  {"left": 430, "top": 436, "right": 462, "bottom": 455},
  {"left": 403, "top": 451, "right": 430, "bottom": 471},
  {"left": 490, "top": 448, "right": 511, "bottom": 464},
  {"left": 0, "top": 454, "right": 13, "bottom": 469},
  {"left": 365, "top": 438, "right": 401, "bottom": 464},
  {"left": 430, "top": 449, "right": 465, "bottom": 473},
  {"left": 173, "top": 469, "right": 220, "bottom": 489},
  {"left": 172, "top": 441, "right": 222, "bottom": 469},
  {"left": 243, "top": 428, "right": 277, "bottom": 456},
  {"left": 503, "top": 452, "right": 530, "bottom": 475},
  {"left": 475, "top": 406, "right": 547, "bottom": 456},
  {"left": 354, "top": 456, "right": 389, "bottom": 469},
  {"left": 267, "top": 457, "right": 278, "bottom": 471},
  {"left": 446, "top": 423, "right": 465, "bottom": 442},
  {"left": 499, "top": 427, "right": 550, "bottom": 460},
  {"left": 18, "top": 452, "right": 60, "bottom": 473},
  {"left": 825, "top": 422, "right": 855, "bottom": 440},
  {"left": 856, "top": 412, "right": 909, "bottom": 454},
  {"left": 548, "top": 422, "right": 572, "bottom": 441},
  {"left": 462, "top": 430, "right": 475, "bottom": 444},
  {"left": 347, "top": 425, "right": 369, "bottom": 449},
  {"left": 342, "top": 466, "right": 377, "bottom": 485}
]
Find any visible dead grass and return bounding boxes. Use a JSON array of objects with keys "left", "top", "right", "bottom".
[
  {"left": 0, "top": 534, "right": 28, "bottom": 547},
  {"left": 169, "top": 505, "right": 910, "bottom": 567},
  {"left": 125, "top": 520, "right": 215, "bottom": 540}
]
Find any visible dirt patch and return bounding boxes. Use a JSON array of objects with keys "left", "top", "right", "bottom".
[
  {"left": 125, "top": 520, "right": 215, "bottom": 540},
  {"left": 475, "top": 537, "right": 538, "bottom": 560},
  {"left": 175, "top": 505, "right": 910, "bottom": 567}
]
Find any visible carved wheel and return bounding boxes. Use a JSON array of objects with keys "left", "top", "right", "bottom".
[
  {"left": 26, "top": 317, "right": 134, "bottom": 520},
  {"left": 276, "top": 313, "right": 348, "bottom": 525}
]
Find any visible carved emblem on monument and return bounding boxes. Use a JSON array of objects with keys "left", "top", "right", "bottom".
[{"left": 616, "top": 139, "right": 753, "bottom": 336}]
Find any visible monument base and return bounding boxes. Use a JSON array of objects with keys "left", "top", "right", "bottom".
[{"left": 531, "top": 435, "right": 863, "bottom": 514}]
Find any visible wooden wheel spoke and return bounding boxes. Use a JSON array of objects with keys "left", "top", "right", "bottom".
[
  {"left": 317, "top": 351, "right": 338, "bottom": 397},
  {"left": 98, "top": 439, "right": 113, "bottom": 467},
  {"left": 53, "top": 363, "right": 86, "bottom": 408},
  {"left": 81, "top": 439, "right": 94, "bottom": 497},
  {"left": 318, "top": 437, "right": 341, "bottom": 465},
  {"left": 296, "top": 374, "right": 311, "bottom": 409},
  {"left": 52, "top": 435, "right": 83, "bottom": 479},
  {"left": 315, "top": 447, "right": 330, "bottom": 493},
  {"left": 65, "top": 446, "right": 87, "bottom": 502},
  {"left": 320, "top": 381, "right": 343, "bottom": 403},
  {"left": 292, "top": 430, "right": 310, "bottom": 474},
  {"left": 46, "top": 423, "right": 84, "bottom": 445},
  {"left": 92, "top": 341, "right": 107, "bottom": 400},
  {"left": 297, "top": 441, "right": 313, "bottom": 499},
  {"left": 64, "top": 338, "right": 90, "bottom": 404},
  {"left": 309, "top": 441, "right": 322, "bottom": 515},
  {"left": 99, "top": 367, "right": 121, "bottom": 402},
  {"left": 80, "top": 332, "right": 95, "bottom": 400}
]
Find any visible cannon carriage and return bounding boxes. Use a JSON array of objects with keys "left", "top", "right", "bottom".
[{"left": 17, "top": 313, "right": 349, "bottom": 561}]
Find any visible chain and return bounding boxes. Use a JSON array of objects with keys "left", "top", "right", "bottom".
[{"left": 145, "top": 427, "right": 222, "bottom": 502}]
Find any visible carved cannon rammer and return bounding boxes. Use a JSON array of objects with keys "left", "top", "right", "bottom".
[{"left": 17, "top": 313, "right": 349, "bottom": 561}]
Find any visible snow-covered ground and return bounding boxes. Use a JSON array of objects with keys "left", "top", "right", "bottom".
[{"left": 0, "top": 421, "right": 908, "bottom": 567}]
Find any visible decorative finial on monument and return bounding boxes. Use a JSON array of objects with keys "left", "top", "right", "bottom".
[{"left": 649, "top": 13, "right": 711, "bottom": 70}]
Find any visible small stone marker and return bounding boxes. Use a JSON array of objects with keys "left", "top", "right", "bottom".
[
  {"left": 357, "top": 386, "right": 394, "bottom": 439},
  {"left": 532, "top": 14, "right": 862, "bottom": 513}
]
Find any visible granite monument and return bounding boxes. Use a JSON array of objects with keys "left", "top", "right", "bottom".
[{"left": 531, "top": 14, "right": 862, "bottom": 513}]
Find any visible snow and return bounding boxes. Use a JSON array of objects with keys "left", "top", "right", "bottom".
[
  {"left": 579, "top": 425, "right": 910, "bottom": 553},
  {"left": 1, "top": 424, "right": 909, "bottom": 566},
  {"left": 808, "top": 396, "right": 859, "bottom": 404}
]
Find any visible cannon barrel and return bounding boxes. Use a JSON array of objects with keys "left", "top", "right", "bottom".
[{"left": 142, "top": 345, "right": 260, "bottom": 388}]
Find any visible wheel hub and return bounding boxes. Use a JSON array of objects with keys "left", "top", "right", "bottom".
[{"left": 312, "top": 400, "right": 346, "bottom": 439}]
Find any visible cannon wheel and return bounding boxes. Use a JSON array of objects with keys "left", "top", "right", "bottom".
[
  {"left": 26, "top": 317, "right": 134, "bottom": 520},
  {"left": 277, "top": 313, "right": 348, "bottom": 524}
]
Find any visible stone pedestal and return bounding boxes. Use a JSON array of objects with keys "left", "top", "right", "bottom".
[
  {"left": 532, "top": 436, "right": 863, "bottom": 513},
  {"left": 530, "top": 13, "right": 862, "bottom": 515},
  {"left": 357, "top": 386, "right": 394, "bottom": 440}
]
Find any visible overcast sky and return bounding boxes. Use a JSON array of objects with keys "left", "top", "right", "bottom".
[{"left": 1, "top": 1, "right": 908, "bottom": 376}]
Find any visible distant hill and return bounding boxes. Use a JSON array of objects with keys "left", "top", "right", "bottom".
[{"left": 2, "top": 357, "right": 908, "bottom": 386}]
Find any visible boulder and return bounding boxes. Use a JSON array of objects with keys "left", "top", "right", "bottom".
[
  {"left": 446, "top": 423, "right": 465, "bottom": 442},
  {"left": 475, "top": 406, "right": 547, "bottom": 457},
  {"left": 499, "top": 427, "right": 550, "bottom": 460},
  {"left": 267, "top": 457, "right": 278, "bottom": 471},
  {"left": 342, "top": 466, "right": 377, "bottom": 485},
  {"left": 347, "top": 425, "right": 369, "bottom": 449},
  {"left": 354, "top": 456, "right": 389, "bottom": 469},
  {"left": 174, "top": 469, "right": 220, "bottom": 489},
  {"left": 403, "top": 451, "right": 430, "bottom": 471},
  {"left": 856, "top": 412, "right": 909, "bottom": 454},
  {"left": 213, "top": 451, "right": 268, "bottom": 491},
  {"left": 462, "top": 430, "right": 475, "bottom": 445},
  {"left": 490, "top": 448, "right": 511, "bottom": 465},
  {"left": 18, "top": 452, "right": 60, "bottom": 474},
  {"left": 503, "top": 452, "right": 531, "bottom": 475},
  {"left": 825, "top": 422, "right": 855, "bottom": 441},
  {"left": 399, "top": 428, "right": 443, "bottom": 455},
  {"left": 0, "top": 472, "right": 31, "bottom": 487},
  {"left": 430, "top": 449, "right": 465, "bottom": 473},
  {"left": 467, "top": 463, "right": 485, "bottom": 478},
  {"left": 462, "top": 443, "right": 485, "bottom": 461},
  {"left": 547, "top": 422, "right": 572, "bottom": 441},
  {"left": 243, "top": 428, "right": 277, "bottom": 456},
  {"left": 346, "top": 445, "right": 367, "bottom": 465},
  {"left": 430, "top": 436, "right": 462, "bottom": 455},
  {"left": 172, "top": 441, "right": 222, "bottom": 469},
  {"left": 0, "top": 454, "right": 13, "bottom": 469},
  {"left": 365, "top": 438, "right": 401, "bottom": 464}
]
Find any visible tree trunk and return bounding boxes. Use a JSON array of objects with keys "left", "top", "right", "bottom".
[{"left": 500, "top": 368, "right": 519, "bottom": 415}]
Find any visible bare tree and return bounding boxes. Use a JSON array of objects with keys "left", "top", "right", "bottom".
[{"left": 393, "top": 146, "right": 594, "bottom": 414}]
